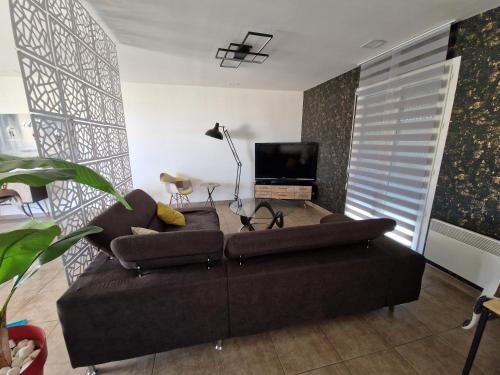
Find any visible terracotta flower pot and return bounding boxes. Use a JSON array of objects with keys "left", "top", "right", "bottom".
[{"left": 7, "top": 325, "right": 47, "bottom": 375}]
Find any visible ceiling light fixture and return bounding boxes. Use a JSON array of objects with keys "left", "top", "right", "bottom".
[
  {"left": 215, "top": 31, "right": 273, "bottom": 69},
  {"left": 361, "top": 39, "right": 387, "bottom": 49}
]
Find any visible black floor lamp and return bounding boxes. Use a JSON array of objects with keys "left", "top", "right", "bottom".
[{"left": 205, "top": 123, "right": 242, "bottom": 203}]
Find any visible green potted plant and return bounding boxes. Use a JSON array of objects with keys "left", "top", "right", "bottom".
[{"left": 0, "top": 155, "right": 131, "bottom": 374}]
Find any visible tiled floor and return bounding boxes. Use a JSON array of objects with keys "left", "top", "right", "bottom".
[{"left": 1, "top": 201, "right": 498, "bottom": 375}]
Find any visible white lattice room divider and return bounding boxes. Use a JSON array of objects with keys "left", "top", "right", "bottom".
[{"left": 9, "top": 0, "right": 133, "bottom": 283}]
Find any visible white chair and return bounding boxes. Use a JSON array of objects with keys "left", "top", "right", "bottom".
[{"left": 160, "top": 173, "right": 193, "bottom": 207}]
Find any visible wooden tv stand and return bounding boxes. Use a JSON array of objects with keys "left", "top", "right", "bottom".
[{"left": 254, "top": 183, "right": 312, "bottom": 200}]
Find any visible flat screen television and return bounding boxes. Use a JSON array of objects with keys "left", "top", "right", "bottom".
[{"left": 255, "top": 142, "right": 318, "bottom": 181}]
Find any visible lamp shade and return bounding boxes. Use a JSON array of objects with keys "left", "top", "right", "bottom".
[{"left": 205, "top": 123, "right": 223, "bottom": 140}]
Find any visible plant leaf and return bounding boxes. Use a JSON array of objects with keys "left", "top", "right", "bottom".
[
  {"left": 0, "top": 221, "right": 61, "bottom": 285},
  {"left": 0, "top": 155, "right": 131, "bottom": 210},
  {"left": 0, "top": 169, "right": 76, "bottom": 186},
  {"left": 39, "top": 225, "right": 103, "bottom": 265}
]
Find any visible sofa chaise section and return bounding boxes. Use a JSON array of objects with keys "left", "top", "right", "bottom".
[
  {"left": 57, "top": 253, "right": 229, "bottom": 367},
  {"left": 57, "top": 189, "right": 227, "bottom": 367},
  {"left": 85, "top": 189, "right": 221, "bottom": 257}
]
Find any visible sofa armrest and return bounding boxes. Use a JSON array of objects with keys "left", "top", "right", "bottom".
[
  {"left": 111, "top": 230, "right": 224, "bottom": 270},
  {"left": 372, "top": 236, "right": 425, "bottom": 304}
]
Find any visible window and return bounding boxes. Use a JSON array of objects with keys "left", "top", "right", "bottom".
[{"left": 346, "top": 41, "right": 460, "bottom": 252}]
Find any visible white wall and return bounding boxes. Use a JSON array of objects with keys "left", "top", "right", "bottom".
[
  {"left": 122, "top": 83, "right": 303, "bottom": 203},
  {"left": 0, "top": 76, "right": 29, "bottom": 114},
  {"left": 0, "top": 0, "right": 29, "bottom": 114}
]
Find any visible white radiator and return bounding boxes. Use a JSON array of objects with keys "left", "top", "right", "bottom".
[{"left": 425, "top": 219, "right": 500, "bottom": 288}]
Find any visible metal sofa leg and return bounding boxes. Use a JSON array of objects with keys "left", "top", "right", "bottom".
[
  {"left": 214, "top": 339, "right": 223, "bottom": 351},
  {"left": 87, "top": 365, "right": 98, "bottom": 375}
]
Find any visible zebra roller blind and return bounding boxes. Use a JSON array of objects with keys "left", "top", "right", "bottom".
[
  {"left": 345, "top": 27, "right": 460, "bottom": 252},
  {"left": 359, "top": 26, "right": 450, "bottom": 87}
]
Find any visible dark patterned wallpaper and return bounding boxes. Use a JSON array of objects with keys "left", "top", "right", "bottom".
[
  {"left": 301, "top": 68, "right": 359, "bottom": 213},
  {"left": 301, "top": 7, "right": 499, "bottom": 239},
  {"left": 431, "top": 7, "right": 499, "bottom": 239}
]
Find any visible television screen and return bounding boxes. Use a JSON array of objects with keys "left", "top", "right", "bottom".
[{"left": 255, "top": 142, "right": 318, "bottom": 181}]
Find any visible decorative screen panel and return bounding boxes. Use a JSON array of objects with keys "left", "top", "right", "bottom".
[
  {"left": 10, "top": 0, "right": 133, "bottom": 284},
  {"left": 11, "top": 0, "right": 53, "bottom": 64}
]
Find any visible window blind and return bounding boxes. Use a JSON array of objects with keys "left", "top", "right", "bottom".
[
  {"left": 345, "top": 26, "right": 460, "bottom": 252},
  {"left": 359, "top": 26, "right": 450, "bottom": 87}
]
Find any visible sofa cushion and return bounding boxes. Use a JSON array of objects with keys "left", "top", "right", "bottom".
[
  {"left": 147, "top": 207, "right": 220, "bottom": 233},
  {"left": 111, "top": 230, "right": 224, "bottom": 269},
  {"left": 131, "top": 227, "right": 158, "bottom": 235},
  {"left": 225, "top": 218, "right": 396, "bottom": 259},
  {"left": 162, "top": 207, "right": 220, "bottom": 232},
  {"left": 157, "top": 203, "right": 186, "bottom": 226},
  {"left": 86, "top": 189, "right": 157, "bottom": 257},
  {"left": 147, "top": 215, "right": 168, "bottom": 232}
]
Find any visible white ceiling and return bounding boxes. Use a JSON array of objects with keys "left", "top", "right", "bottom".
[
  {"left": 4, "top": 0, "right": 499, "bottom": 91},
  {"left": 88, "top": 0, "right": 499, "bottom": 91}
]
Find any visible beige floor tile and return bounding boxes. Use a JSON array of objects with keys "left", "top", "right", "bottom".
[
  {"left": 271, "top": 323, "right": 341, "bottom": 374},
  {"left": 2, "top": 287, "right": 38, "bottom": 321},
  {"left": 44, "top": 324, "right": 85, "bottom": 375},
  {"left": 35, "top": 320, "right": 58, "bottom": 338},
  {"left": 345, "top": 349, "right": 417, "bottom": 375},
  {"left": 10, "top": 272, "right": 68, "bottom": 324},
  {"left": 95, "top": 354, "right": 155, "bottom": 374},
  {"left": 396, "top": 335, "right": 486, "bottom": 375},
  {"left": 424, "top": 280, "right": 477, "bottom": 312},
  {"left": 482, "top": 315, "right": 500, "bottom": 338},
  {"left": 422, "top": 265, "right": 480, "bottom": 299},
  {"left": 153, "top": 343, "right": 220, "bottom": 375},
  {"left": 320, "top": 314, "right": 388, "bottom": 360},
  {"left": 1, "top": 265, "right": 65, "bottom": 319},
  {"left": 439, "top": 326, "right": 500, "bottom": 375},
  {"left": 364, "top": 306, "right": 432, "bottom": 346},
  {"left": 18, "top": 260, "right": 64, "bottom": 292},
  {"left": 404, "top": 288, "right": 471, "bottom": 333},
  {"left": 303, "top": 362, "right": 352, "bottom": 375},
  {"left": 214, "top": 333, "right": 284, "bottom": 375},
  {"left": 421, "top": 264, "right": 449, "bottom": 290}
]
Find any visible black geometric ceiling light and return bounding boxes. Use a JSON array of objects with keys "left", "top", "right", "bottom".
[{"left": 215, "top": 31, "right": 273, "bottom": 68}]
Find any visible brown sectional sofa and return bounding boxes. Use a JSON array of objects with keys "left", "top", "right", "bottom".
[{"left": 57, "top": 189, "right": 425, "bottom": 368}]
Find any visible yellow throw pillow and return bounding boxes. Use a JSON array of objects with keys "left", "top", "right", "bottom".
[
  {"left": 131, "top": 227, "right": 158, "bottom": 235},
  {"left": 157, "top": 202, "right": 186, "bottom": 226}
]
